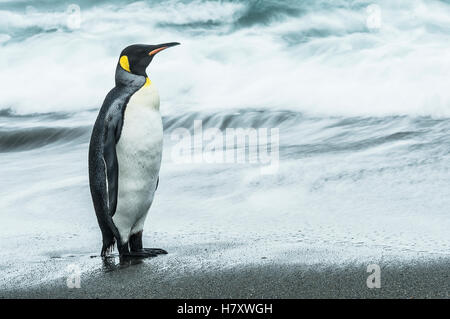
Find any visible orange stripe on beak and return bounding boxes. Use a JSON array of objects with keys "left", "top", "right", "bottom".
[{"left": 149, "top": 47, "right": 168, "bottom": 56}]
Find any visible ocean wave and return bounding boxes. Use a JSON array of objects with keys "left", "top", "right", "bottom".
[
  {"left": 0, "top": 126, "right": 90, "bottom": 152},
  {"left": 163, "top": 108, "right": 303, "bottom": 131},
  {"left": 0, "top": 0, "right": 450, "bottom": 117},
  {"left": 233, "top": 0, "right": 302, "bottom": 28},
  {"left": 161, "top": 108, "right": 450, "bottom": 161},
  {"left": 0, "top": 108, "right": 75, "bottom": 119},
  {"left": 1, "top": 106, "right": 448, "bottom": 165},
  {"left": 281, "top": 131, "right": 424, "bottom": 158}
]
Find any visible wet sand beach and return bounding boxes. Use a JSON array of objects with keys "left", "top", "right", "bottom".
[{"left": 1, "top": 244, "right": 448, "bottom": 299}]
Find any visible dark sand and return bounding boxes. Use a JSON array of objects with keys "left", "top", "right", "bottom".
[{"left": 2, "top": 257, "right": 449, "bottom": 299}]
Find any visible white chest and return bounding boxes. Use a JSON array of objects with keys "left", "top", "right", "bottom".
[
  {"left": 116, "top": 84, "right": 163, "bottom": 192},
  {"left": 112, "top": 83, "right": 163, "bottom": 241}
]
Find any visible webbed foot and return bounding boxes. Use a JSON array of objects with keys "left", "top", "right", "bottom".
[
  {"left": 129, "top": 231, "right": 168, "bottom": 256},
  {"left": 142, "top": 248, "right": 168, "bottom": 255},
  {"left": 121, "top": 250, "right": 157, "bottom": 259}
]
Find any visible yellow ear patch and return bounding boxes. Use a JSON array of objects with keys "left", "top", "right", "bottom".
[
  {"left": 144, "top": 77, "right": 151, "bottom": 87},
  {"left": 119, "top": 55, "right": 131, "bottom": 72}
]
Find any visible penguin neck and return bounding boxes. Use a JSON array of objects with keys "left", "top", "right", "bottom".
[
  {"left": 126, "top": 76, "right": 160, "bottom": 111},
  {"left": 114, "top": 64, "right": 147, "bottom": 91}
]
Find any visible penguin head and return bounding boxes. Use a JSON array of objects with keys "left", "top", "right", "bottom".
[{"left": 117, "top": 42, "right": 180, "bottom": 77}]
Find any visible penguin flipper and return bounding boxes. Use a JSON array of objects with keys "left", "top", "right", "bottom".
[
  {"left": 103, "top": 120, "right": 120, "bottom": 218},
  {"left": 95, "top": 117, "right": 122, "bottom": 256}
]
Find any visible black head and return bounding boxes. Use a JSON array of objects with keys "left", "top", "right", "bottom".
[{"left": 118, "top": 42, "right": 180, "bottom": 76}]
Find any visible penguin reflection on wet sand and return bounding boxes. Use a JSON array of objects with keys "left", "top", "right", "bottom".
[{"left": 89, "top": 42, "right": 179, "bottom": 260}]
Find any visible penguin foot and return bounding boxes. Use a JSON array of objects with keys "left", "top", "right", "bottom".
[
  {"left": 129, "top": 232, "right": 168, "bottom": 255},
  {"left": 121, "top": 251, "right": 157, "bottom": 259},
  {"left": 142, "top": 248, "right": 168, "bottom": 255}
]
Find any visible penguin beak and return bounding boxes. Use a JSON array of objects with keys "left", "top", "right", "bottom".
[{"left": 149, "top": 42, "right": 180, "bottom": 56}]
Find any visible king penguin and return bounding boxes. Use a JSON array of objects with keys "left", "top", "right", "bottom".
[{"left": 89, "top": 42, "right": 179, "bottom": 259}]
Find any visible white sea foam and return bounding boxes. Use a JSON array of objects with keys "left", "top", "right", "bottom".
[{"left": 0, "top": 0, "right": 449, "bottom": 116}]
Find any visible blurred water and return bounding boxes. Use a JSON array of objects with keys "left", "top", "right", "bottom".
[
  {"left": 0, "top": 0, "right": 450, "bottom": 116},
  {"left": 0, "top": 0, "right": 449, "bottom": 288}
]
